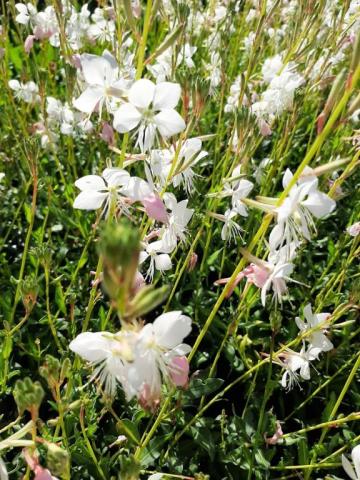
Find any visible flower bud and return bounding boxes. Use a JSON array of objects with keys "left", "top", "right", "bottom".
[
  {"left": 39, "top": 355, "right": 61, "bottom": 389},
  {"left": 98, "top": 221, "right": 140, "bottom": 309},
  {"left": 13, "top": 377, "right": 44, "bottom": 416},
  {"left": 125, "top": 284, "right": 169, "bottom": 320},
  {"left": 19, "top": 275, "right": 38, "bottom": 313},
  {"left": 46, "top": 444, "right": 70, "bottom": 478}
]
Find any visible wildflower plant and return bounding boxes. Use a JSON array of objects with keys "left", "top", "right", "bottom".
[{"left": 0, "top": 0, "right": 360, "bottom": 479}]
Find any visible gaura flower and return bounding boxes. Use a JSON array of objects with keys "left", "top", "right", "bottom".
[
  {"left": 161, "top": 193, "right": 194, "bottom": 251},
  {"left": 269, "top": 168, "right": 336, "bottom": 251},
  {"left": 73, "top": 51, "right": 129, "bottom": 115},
  {"left": 295, "top": 303, "right": 333, "bottom": 358},
  {"left": 139, "top": 239, "right": 173, "bottom": 280},
  {"left": 274, "top": 344, "right": 318, "bottom": 391},
  {"left": 113, "top": 79, "right": 185, "bottom": 152}
]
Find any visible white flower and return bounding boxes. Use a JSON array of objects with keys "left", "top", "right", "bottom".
[
  {"left": 69, "top": 330, "right": 138, "bottom": 397},
  {"left": 130, "top": 311, "right": 191, "bottom": 405},
  {"left": 161, "top": 193, "right": 194, "bottom": 250},
  {"left": 295, "top": 304, "right": 333, "bottom": 357},
  {"left": 278, "top": 345, "right": 317, "bottom": 390},
  {"left": 73, "top": 168, "right": 130, "bottom": 213},
  {"left": 269, "top": 168, "right": 336, "bottom": 251},
  {"left": 221, "top": 166, "right": 254, "bottom": 216},
  {"left": 9, "top": 80, "right": 40, "bottom": 103},
  {"left": 149, "top": 138, "right": 207, "bottom": 192},
  {"left": 342, "top": 445, "right": 360, "bottom": 480},
  {"left": 73, "top": 51, "right": 129, "bottom": 115},
  {"left": 113, "top": 79, "right": 185, "bottom": 152},
  {"left": 220, "top": 209, "right": 243, "bottom": 242},
  {"left": 139, "top": 239, "right": 172, "bottom": 280},
  {"left": 15, "top": 3, "right": 37, "bottom": 25}
]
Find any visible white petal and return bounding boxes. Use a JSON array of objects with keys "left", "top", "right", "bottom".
[
  {"left": 235, "top": 179, "right": 254, "bottom": 199},
  {"left": 113, "top": 103, "right": 142, "bottom": 133},
  {"left": 128, "top": 79, "right": 155, "bottom": 109},
  {"left": 121, "top": 177, "right": 152, "bottom": 201},
  {"left": 300, "top": 361, "right": 310, "bottom": 380},
  {"left": 69, "top": 332, "right": 111, "bottom": 363},
  {"left": 342, "top": 454, "right": 357, "bottom": 480},
  {"left": 154, "top": 253, "right": 172, "bottom": 271},
  {"left": 103, "top": 168, "right": 130, "bottom": 187},
  {"left": 269, "top": 223, "right": 284, "bottom": 251},
  {"left": 153, "top": 82, "right": 181, "bottom": 110},
  {"left": 301, "top": 191, "right": 336, "bottom": 218},
  {"left": 80, "top": 54, "right": 111, "bottom": 86},
  {"left": 303, "top": 303, "right": 313, "bottom": 324},
  {"left": 75, "top": 175, "right": 106, "bottom": 191},
  {"left": 153, "top": 311, "right": 192, "bottom": 349},
  {"left": 0, "top": 457, "right": 8, "bottom": 480},
  {"left": 282, "top": 168, "right": 293, "bottom": 188},
  {"left": 73, "top": 191, "right": 107, "bottom": 210},
  {"left": 352, "top": 445, "right": 360, "bottom": 480},
  {"left": 73, "top": 87, "right": 103, "bottom": 114},
  {"left": 8, "top": 79, "right": 20, "bottom": 91},
  {"left": 154, "top": 109, "right": 186, "bottom": 137}
]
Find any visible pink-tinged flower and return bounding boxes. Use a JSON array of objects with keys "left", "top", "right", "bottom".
[
  {"left": 100, "top": 122, "right": 115, "bottom": 146},
  {"left": 347, "top": 221, "right": 360, "bottom": 237},
  {"left": 168, "top": 356, "right": 189, "bottom": 387},
  {"left": 342, "top": 444, "right": 360, "bottom": 480},
  {"left": 138, "top": 383, "right": 161, "bottom": 412},
  {"left": 265, "top": 421, "right": 283, "bottom": 445},
  {"left": 24, "top": 35, "right": 35, "bottom": 53},
  {"left": 113, "top": 79, "right": 185, "bottom": 152},
  {"left": 243, "top": 264, "right": 269, "bottom": 288},
  {"left": 142, "top": 194, "right": 168, "bottom": 223}
]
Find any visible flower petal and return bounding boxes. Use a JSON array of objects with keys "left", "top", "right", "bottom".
[
  {"left": 75, "top": 175, "right": 106, "bottom": 191},
  {"left": 301, "top": 191, "right": 336, "bottom": 218},
  {"left": 73, "top": 87, "right": 103, "bottom": 114},
  {"left": 128, "top": 79, "right": 155, "bottom": 109},
  {"left": 154, "top": 109, "right": 186, "bottom": 137},
  {"left": 69, "top": 332, "right": 112, "bottom": 363},
  {"left": 342, "top": 454, "right": 357, "bottom": 480},
  {"left": 113, "top": 103, "right": 142, "bottom": 133},
  {"left": 73, "top": 191, "right": 107, "bottom": 210},
  {"left": 153, "top": 82, "right": 181, "bottom": 110},
  {"left": 153, "top": 311, "right": 192, "bottom": 349}
]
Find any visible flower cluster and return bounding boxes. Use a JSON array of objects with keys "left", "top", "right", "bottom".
[{"left": 70, "top": 311, "right": 191, "bottom": 410}]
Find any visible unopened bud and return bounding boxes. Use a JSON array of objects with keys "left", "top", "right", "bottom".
[
  {"left": 98, "top": 221, "right": 140, "bottom": 307},
  {"left": 13, "top": 377, "right": 44, "bottom": 416},
  {"left": 187, "top": 252, "right": 198, "bottom": 272},
  {"left": 19, "top": 275, "right": 38, "bottom": 312},
  {"left": 39, "top": 355, "right": 61, "bottom": 389},
  {"left": 46, "top": 444, "right": 70, "bottom": 477}
]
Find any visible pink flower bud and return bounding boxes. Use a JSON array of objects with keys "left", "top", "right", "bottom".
[
  {"left": 132, "top": 270, "right": 145, "bottom": 294},
  {"left": 34, "top": 467, "right": 55, "bottom": 480},
  {"left": 100, "top": 122, "right": 115, "bottom": 146},
  {"left": 259, "top": 119, "right": 272, "bottom": 136},
  {"left": 24, "top": 35, "right": 36, "bottom": 54},
  {"left": 138, "top": 383, "right": 160, "bottom": 412},
  {"left": 169, "top": 356, "right": 189, "bottom": 387},
  {"left": 142, "top": 194, "right": 168, "bottom": 223},
  {"left": 187, "top": 252, "right": 198, "bottom": 272}
]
